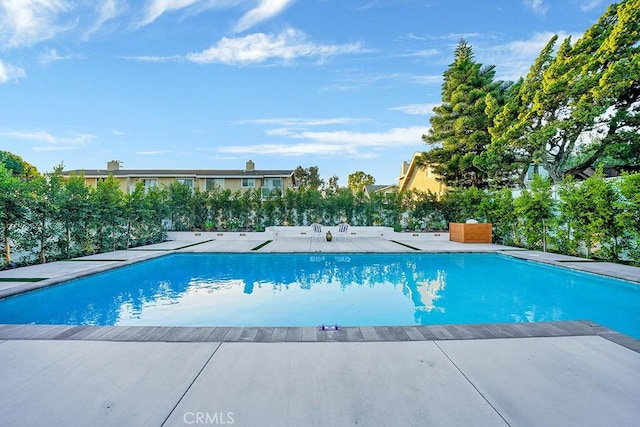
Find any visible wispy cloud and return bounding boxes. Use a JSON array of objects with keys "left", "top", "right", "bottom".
[
  {"left": 235, "top": 117, "right": 367, "bottom": 126},
  {"left": 579, "top": 0, "right": 605, "bottom": 12},
  {"left": 186, "top": 28, "right": 363, "bottom": 65},
  {"left": 137, "top": 0, "right": 200, "bottom": 27},
  {"left": 358, "top": 0, "right": 421, "bottom": 11},
  {"left": 0, "top": 129, "right": 94, "bottom": 151},
  {"left": 39, "top": 48, "right": 82, "bottom": 65},
  {"left": 396, "top": 48, "right": 439, "bottom": 58},
  {"left": 121, "top": 54, "right": 182, "bottom": 62},
  {"left": 0, "top": 60, "right": 26, "bottom": 83},
  {"left": 523, "top": 0, "right": 548, "bottom": 16},
  {"left": 234, "top": 0, "right": 295, "bottom": 33},
  {"left": 84, "top": 0, "right": 126, "bottom": 38},
  {"left": 422, "top": 32, "right": 489, "bottom": 42},
  {"left": 477, "top": 31, "right": 579, "bottom": 81},
  {"left": 112, "top": 130, "right": 125, "bottom": 135},
  {"left": 320, "top": 72, "right": 409, "bottom": 92},
  {"left": 408, "top": 74, "right": 442, "bottom": 85},
  {"left": 0, "top": 0, "right": 75, "bottom": 49},
  {"left": 388, "top": 103, "right": 438, "bottom": 115},
  {"left": 136, "top": 0, "right": 239, "bottom": 28},
  {"left": 218, "top": 126, "right": 426, "bottom": 158}
]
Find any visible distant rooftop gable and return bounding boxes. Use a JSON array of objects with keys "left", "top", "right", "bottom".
[{"left": 365, "top": 184, "right": 396, "bottom": 193}]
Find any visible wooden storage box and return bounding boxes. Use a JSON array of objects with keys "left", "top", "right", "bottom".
[{"left": 449, "top": 223, "right": 492, "bottom": 243}]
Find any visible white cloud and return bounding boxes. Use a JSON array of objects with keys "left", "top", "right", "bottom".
[
  {"left": 293, "top": 126, "right": 425, "bottom": 147},
  {"left": 523, "top": 0, "right": 548, "bottom": 16},
  {"left": 0, "top": 129, "right": 94, "bottom": 150},
  {"left": 84, "top": 0, "right": 126, "bottom": 38},
  {"left": 218, "top": 125, "right": 426, "bottom": 158},
  {"left": 137, "top": 0, "right": 239, "bottom": 28},
  {"left": 39, "top": 48, "right": 82, "bottom": 64},
  {"left": 0, "top": 59, "right": 26, "bottom": 82},
  {"left": 579, "top": 0, "right": 605, "bottom": 11},
  {"left": 187, "top": 28, "right": 363, "bottom": 65},
  {"left": 320, "top": 72, "right": 410, "bottom": 92},
  {"left": 236, "top": 117, "right": 367, "bottom": 126},
  {"left": 398, "top": 48, "right": 439, "bottom": 58},
  {"left": 137, "top": 0, "right": 201, "bottom": 27},
  {"left": 121, "top": 54, "right": 182, "bottom": 62},
  {"left": 476, "top": 31, "right": 581, "bottom": 81},
  {"left": 112, "top": 130, "right": 125, "bottom": 135},
  {"left": 389, "top": 103, "right": 438, "bottom": 115},
  {"left": 409, "top": 75, "right": 442, "bottom": 85},
  {"left": 0, "top": 0, "right": 75, "bottom": 49},
  {"left": 233, "top": 0, "right": 295, "bottom": 33}
]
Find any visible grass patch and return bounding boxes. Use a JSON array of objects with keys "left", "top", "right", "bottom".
[
  {"left": 252, "top": 240, "right": 273, "bottom": 251},
  {"left": 390, "top": 240, "right": 421, "bottom": 251},
  {"left": 0, "top": 277, "right": 46, "bottom": 282}
]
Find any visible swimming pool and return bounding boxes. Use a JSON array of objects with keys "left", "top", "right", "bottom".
[{"left": 1, "top": 253, "right": 638, "bottom": 338}]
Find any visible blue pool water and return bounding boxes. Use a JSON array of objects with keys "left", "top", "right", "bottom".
[{"left": 0, "top": 253, "right": 639, "bottom": 338}]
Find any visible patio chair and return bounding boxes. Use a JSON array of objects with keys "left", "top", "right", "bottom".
[
  {"left": 311, "top": 223, "right": 323, "bottom": 242},
  {"left": 337, "top": 223, "right": 350, "bottom": 241}
]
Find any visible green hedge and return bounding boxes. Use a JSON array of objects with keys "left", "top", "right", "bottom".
[{"left": 2, "top": 164, "right": 638, "bottom": 268}]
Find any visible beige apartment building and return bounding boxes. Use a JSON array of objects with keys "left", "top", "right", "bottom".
[{"left": 62, "top": 160, "right": 296, "bottom": 198}]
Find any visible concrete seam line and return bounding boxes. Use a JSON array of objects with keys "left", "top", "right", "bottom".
[
  {"left": 433, "top": 341, "right": 512, "bottom": 427},
  {"left": 160, "top": 342, "right": 223, "bottom": 427}
]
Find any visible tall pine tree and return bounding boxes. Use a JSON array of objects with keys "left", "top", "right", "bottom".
[{"left": 422, "top": 39, "right": 505, "bottom": 188}]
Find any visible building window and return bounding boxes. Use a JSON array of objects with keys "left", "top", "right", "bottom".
[
  {"left": 176, "top": 178, "right": 194, "bottom": 190},
  {"left": 263, "top": 178, "right": 282, "bottom": 188},
  {"left": 242, "top": 178, "right": 255, "bottom": 188},
  {"left": 143, "top": 179, "right": 157, "bottom": 192},
  {"left": 206, "top": 178, "right": 225, "bottom": 191}
]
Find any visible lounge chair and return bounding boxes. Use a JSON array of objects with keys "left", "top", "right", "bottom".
[
  {"left": 311, "top": 223, "right": 323, "bottom": 242},
  {"left": 337, "top": 223, "right": 349, "bottom": 241}
]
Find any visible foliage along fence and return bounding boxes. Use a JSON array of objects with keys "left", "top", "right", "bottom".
[{"left": 1, "top": 165, "right": 639, "bottom": 269}]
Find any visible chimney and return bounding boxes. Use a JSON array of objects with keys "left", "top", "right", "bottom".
[
  {"left": 245, "top": 160, "right": 255, "bottom": 171},
  {"left": 107, "top": 160, "right": 121, "bottom": 171},
  {"left": 401, "top": 161, "right": 410, "bottom": 175}
]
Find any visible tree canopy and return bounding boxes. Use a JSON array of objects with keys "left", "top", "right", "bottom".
[
  {"left": 293, "top": 166, "right": 324, "bottom": 190},
  {"left": 347, "top": 171, "right": 375, "bottom": 193},
  {"left": 424, "top": 0, "right": 639, "bottom": 188},
  {"left": 0, "top": 151, "right": 39, "bottom": 180},
  {"left": 422, "top": 39, "right": 509, "bottom": 188},
  {"left": 486, "top": 0, "right": 640, "bottom": 184}
]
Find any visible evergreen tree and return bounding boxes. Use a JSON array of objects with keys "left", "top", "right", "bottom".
[
  {"left": 293, "top": 166, "right": 324, "bottom": 190},
  {"left": 422, "top": 39, "right": 506, "bottom": 188}
]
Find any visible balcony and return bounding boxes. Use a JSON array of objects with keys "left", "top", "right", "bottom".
[{"left": 261, "top": 187, "right": 282, "bottom": 199}]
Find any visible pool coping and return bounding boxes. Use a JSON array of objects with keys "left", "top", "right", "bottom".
[{"left": 1, "top": 321, "right": 638, "bottom": 353}]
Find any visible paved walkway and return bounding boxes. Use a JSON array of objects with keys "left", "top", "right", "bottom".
[{"left": 1, "top": 234, "right": 640, "bottom": 426}]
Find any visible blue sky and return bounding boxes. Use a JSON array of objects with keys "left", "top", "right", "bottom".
[{"left": 0, "top": 0, "right": 612, "bottom": 185}]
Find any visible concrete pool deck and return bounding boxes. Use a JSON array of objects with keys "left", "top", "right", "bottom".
[{"left": 1, "top": 231, "right": 640, "bottom": 426}]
